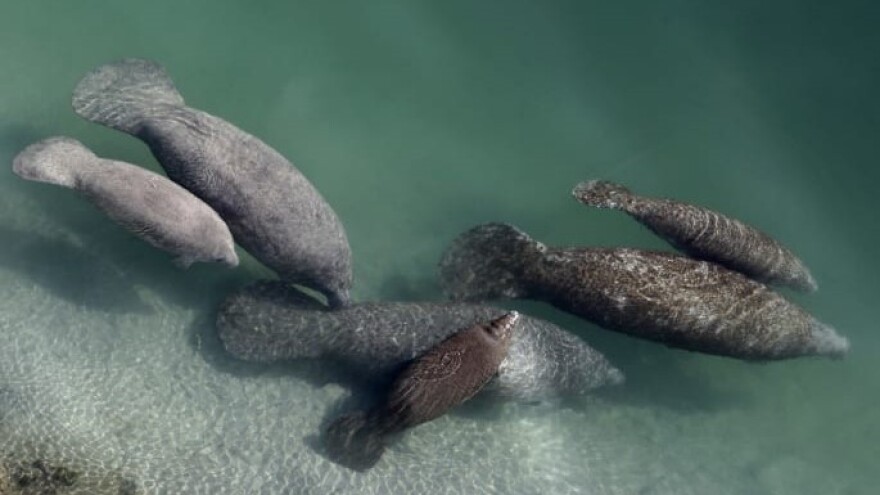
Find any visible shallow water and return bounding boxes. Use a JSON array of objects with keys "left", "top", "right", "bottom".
[{"left": 1, "top": 1, "right": 877, "bottom": 493}]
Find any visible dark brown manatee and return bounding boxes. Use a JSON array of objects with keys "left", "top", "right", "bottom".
[
  {"left": 12, "top": 137, "right": 238, "bottom": 268},
  {"left": 72, "top": 58, "right": 352, "bottom": 307},
  {"left": 322, "top": 312, "right": 518, "bottom": 471},
  {"left": 573, "top": 180, "right": 817, "bottom": 292},
  {"left": 439, "top": 223, "right": 848, "bottom": 361}
]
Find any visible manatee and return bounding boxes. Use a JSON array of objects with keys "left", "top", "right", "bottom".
[
  {"left": 12, "top": 137, "right": 238, "bottom": 268},
  {"left": 216, "top": 280, "right": 623, "bottom": 402},
  {"left": 439, "top": 223, "right": 849, "bottom": 361},
  {"left": 573, "top": 180, "right": 817, "bottom": 292},
  {"left": 72, "top": 58, "right": 352, "bottom": 306},
  {"left": 323, "top": 312, "right": 518, "bottom": 471}
]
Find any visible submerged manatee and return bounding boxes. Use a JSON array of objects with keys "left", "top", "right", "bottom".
[
  {"left": 573, "top": 180, "right": 817, "bottom": 292},
  {"left": 12, "top": 137, "right": 237, "bottom": 267},
  {"left": 439, "top": 223, "right": 848, "bottom": 361},
  {"left": 216, "top": 280, "right": 623, "bottom": 402},
  {"left": 73, "top": 58, "right": 352, "bottom": 306},
  {"left": 323, "top": 312, "right": 518, "bottom": 471}
]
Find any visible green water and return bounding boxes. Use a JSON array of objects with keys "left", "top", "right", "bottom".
[{"left": 1, "top": 1, "right": 877, "bottom": 493}]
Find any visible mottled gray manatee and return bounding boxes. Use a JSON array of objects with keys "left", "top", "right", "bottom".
[
  {"left": 12, "top": 137, "right": 237, "bottom": 268},
  {"left": 439, "top": 223, "right": 848, "bottom": 361},
  {"left": 324, "top": 312, "right": 518, "bottom": 471},
  {"left": 216, "top": 281, "right": 623, "bottom": 402},
  {"left": 573, "top": 180, "right": 817, "bottom": 292},
  {"left": 72, "top": 58, "right": 352, "bottom": 306}
]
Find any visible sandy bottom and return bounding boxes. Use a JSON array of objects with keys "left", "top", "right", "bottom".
[{"left": 0, "top": 185, "right": 869, "bottom": 495}]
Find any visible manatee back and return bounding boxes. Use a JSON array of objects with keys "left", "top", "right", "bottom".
[
  {"left": 381, "top": 323, "right": 509, "bottom": 430},
  {"left": 539, "top": 247, "right": 845, "bottom": 360},
  {"left": 71, "top": 157, "right": 236, "bottom": 264},
  {"left": 215, "top": 281, "right": 625, "bottom": 401},
  {"left": 631, "top": 198, "right": 818, "bottom": 292},
  {"left": 148, "top": 109, "right": 353, "bottom": 305},
  {"left": 216, "top": 281, "right": 332, "bottom": 362}
]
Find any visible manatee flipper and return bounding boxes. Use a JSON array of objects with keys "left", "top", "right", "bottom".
[
  {"left": 12, "top": 137, "right": 96, "bottom": 188},
  {"left": 439, "top": 223, "right": 543, "bottom": 301},
  {"left": 173, "top": 255, "right": 195, "bottom": 269},
  {"left": 323, "top": 411, "right": 387, "bottom": 472},
  {"left": 72, "top": 58, "right": 185, "bottom": 134},
  {"left": 572, "top": 180, "right": 634, "bottom": 209}
]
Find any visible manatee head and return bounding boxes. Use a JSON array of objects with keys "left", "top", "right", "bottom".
[
  {"left": 482, "top": 311, "right": 519, "bottom": 346},
  {"left": 214, "top": 246, "right": 239, "bottom": 267},
  {"left": 195, "top": 219, "right": 238, "bottom": 267},
  {"left": 490, "top": 316, "right": 624, "bottom": 401}
]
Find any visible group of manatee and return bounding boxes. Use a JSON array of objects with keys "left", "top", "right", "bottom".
[{"left": 11, "top": 58, "right": 848, "bottom": 474}]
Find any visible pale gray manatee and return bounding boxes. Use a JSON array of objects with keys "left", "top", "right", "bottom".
[
  {"left": 439, "top": 223, "right": 849, "bottom": 361},
  {"left": 216, "top": 281, "right": 624, "bottom": 402},
  {"left": 72, "top": 58, "right": 352, "bottom": 307},
  {"left": 573, "top": 180, "right": 817, "bottom": 292},
  {"left": 323, "top": 312, "right": 518, "bottom": 471},
  {"left": 12, "top": 137, "right": 237, "bottom": 268}
]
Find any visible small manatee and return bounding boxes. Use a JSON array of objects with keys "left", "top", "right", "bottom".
[
  {"left": 573, "top": 180, "right": 817, "bottom": 292},
  {"left": 13, "top": 137, "right": 237, "bottom": 268}
]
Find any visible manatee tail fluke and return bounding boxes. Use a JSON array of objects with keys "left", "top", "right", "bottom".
[
  {"left": 809, "top": 320, "right": 849, "bottom": 360},
  {"left": 572, "top": 180, "right": 633, "bottom": 210},
  {"left": 439, "top": 222, "right": 543, "bottom": 302},
  {"left": 72, "top": 58, "right": 184, "bottom": 134},
  {"left": 12, "top": 137, "right": 97, "bottom": 188},
  {"left": 215, "top": 281, "right": 330, "bottom": 362},
  {"left": 323, "top": 411, "right": 387, "bottom": 472}
]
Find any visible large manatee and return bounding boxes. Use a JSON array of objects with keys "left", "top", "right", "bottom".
[
  {"left": 439, "top": 223, "right": 848, "bottom": 361},
  {"left": 216, "top": 281, "right": 623, "bottom": 402}
]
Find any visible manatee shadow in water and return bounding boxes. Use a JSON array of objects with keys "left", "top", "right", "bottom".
[
  {"left": 301, "top": 373, "right": 519, "bottom": 468},
  {"left": 302, "top": 386, "right": 390, "bottom": 466},
  {"left": 0, "top": 225, "right": 150, "bottom": 313}
]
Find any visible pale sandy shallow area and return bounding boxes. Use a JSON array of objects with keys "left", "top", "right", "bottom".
[{"left": 0, "top": 188, "right": 870, "bottom": 495}]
